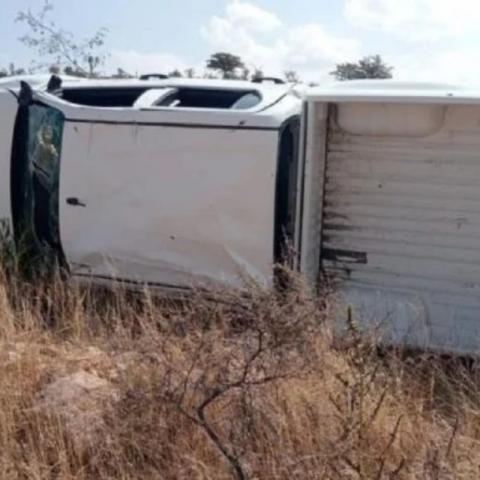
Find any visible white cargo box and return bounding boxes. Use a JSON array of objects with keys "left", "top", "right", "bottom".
[{"left": 299, "top": 81, "right": 480, "bottom": 354}]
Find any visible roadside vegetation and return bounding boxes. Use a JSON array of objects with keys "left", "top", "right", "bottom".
[{"left": 1, "top": 263, "right": 480, "bottom": 479}]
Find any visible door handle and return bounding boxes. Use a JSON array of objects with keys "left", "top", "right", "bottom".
[{"left": 66, "top": 197, "right": 87, "bottom": 207}]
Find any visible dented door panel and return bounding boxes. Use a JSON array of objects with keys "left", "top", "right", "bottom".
[
  {"left": 59, "top": 118, "right": 278, "bottom": 288},
  {"left": 27, "top": 92, "right": 284, "bottom": 289}
]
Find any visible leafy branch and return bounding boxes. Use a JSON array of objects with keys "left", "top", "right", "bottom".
[{"left": 16, "top": 0, "right": 108, "bottom": 77}]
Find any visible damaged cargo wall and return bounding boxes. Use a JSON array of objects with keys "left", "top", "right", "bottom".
[{"left": 321, "top": 102, "right": 480, "bottom": 354}]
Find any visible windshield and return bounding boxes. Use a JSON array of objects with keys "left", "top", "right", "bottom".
[
  {"left": 27, "top": 104, "right": 64, "bottom": 252},
  {"left": 11, "top": 101, "right": 65, "bottom": 275}
]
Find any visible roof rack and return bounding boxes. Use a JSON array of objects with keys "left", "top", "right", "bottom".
[
  {"left": 139, "top": 73, "right": 168, "bottom": 80},
  {"left": 252, "top": 76, "right": 285, "bottom": 85}
]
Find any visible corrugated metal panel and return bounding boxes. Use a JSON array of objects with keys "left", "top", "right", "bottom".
[{"left": 322, "top": 104, "right": 480, "bottom": 354}]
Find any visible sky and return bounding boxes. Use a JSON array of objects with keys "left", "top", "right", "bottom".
[{"left": 1, "top": 0, "right": 480, "bottom": 84}]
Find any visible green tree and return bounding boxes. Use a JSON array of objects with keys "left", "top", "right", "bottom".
[
  {"left": 251, "top": 68, "right": 264, "bottom": 82},
  {"left": 331, "top": 55, "right": 393, "bottom": 81},
  {"left": 168, "top": 69, "right": 183, "bottom": 78},
  {"left": 206, "top": 52, "right": 245, "bottom": 79},
  {"left": 16, "top": 0, "right": 108, "bottom": 77},
  {"left": 63, "top": 66, "right": 88, "bottom": 78},
  {"left": 184, "top": 68, "right": 196, "bottom": 78},
  {"left": 240, "top": 67, "right": 250, "bottom": 80},
  {"left": 0, "top": 63, "right": 27, "bottom": 78},
  {"left": 111, "top": 68, "right": 133, "bottom": 79}
]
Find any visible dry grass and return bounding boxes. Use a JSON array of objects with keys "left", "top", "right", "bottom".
[{"left": 0, "top": 268, "right": 480, "bottom": 479}]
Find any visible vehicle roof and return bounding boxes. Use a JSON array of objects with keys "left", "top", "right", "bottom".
[
  {"left": 306, "top": 80, "right": 480, "bottom": 105},
  {"left": 61, "top": 77, "right": 292, "bottom": 94},
  {"left": 25, "top": 73, "right": 301, "bottom": 125},
  {"left": 0, "top": 74, "right": 291, "bottom": 94},
  {"left": 1, "top": 75, "right": 296, "bottom": 109}
]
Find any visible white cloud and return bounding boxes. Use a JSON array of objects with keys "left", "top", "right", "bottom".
[
  {"left": 345, "top": 0, "right": 480, "bottom": 41},
  {"left": 100, "top": 1, "right": 480, "bottom": 86},
  {"left": 108, "top": 50, "right": 188, "bottom": 76},
  {"left": 343, "top": 0, "right": 480, "bottom": 85},
  {"left": 106, "top": 3, "right": 285, "bottom": 78},
  {"left": 202, "top": 1, "right": 361, "bottom": 81},
  {"left": 392, "top": 49, "right": 480, "bottom": 86},
  {"left": 281, "top": 24, "right": 360, "bottom": 65},
  {"left": 225, "top": 1, "right": 283, "bottom": 32}
]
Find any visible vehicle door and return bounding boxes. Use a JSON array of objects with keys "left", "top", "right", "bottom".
[{"left": 35, "top": 89, "right": 283, "bottom": 289}]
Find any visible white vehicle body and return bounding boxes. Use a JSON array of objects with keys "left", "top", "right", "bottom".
[
  {"left": 3, "top": 77, "right": 301, "bottom": 290},
  {"left": 299, "top": 80, "right": 480, "bottom": 355},
  {"left": 5, "top": 76, "right": 480, "bottom": 355}
]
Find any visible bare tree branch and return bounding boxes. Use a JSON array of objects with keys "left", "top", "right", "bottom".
[{"left": 16, "top": 0, "right": 108, "bottom": 77}]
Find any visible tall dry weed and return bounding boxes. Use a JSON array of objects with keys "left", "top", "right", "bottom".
[{"left": 0, "top": 268, "right": 480, "bottom": 479}]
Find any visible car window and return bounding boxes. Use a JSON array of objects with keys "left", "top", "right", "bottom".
[
  {"left": 133, "top": 88, "right": 175, "bottom": 108},
  {"left": 27, "top": 105, "right": 64, "bottom": 254},
  {"left": 155, "top": 88, "right": 262, "bottom": 110},
  {"left": 61, "top": 87, "right": 150, "bottom": 107},
  {"left": 231, "top": 92, "right": 263, "bottom": 110}
]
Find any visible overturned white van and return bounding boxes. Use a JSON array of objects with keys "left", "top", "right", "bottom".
[{"left": 4, "top": 77, "right": 480, "bottom": 355}]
